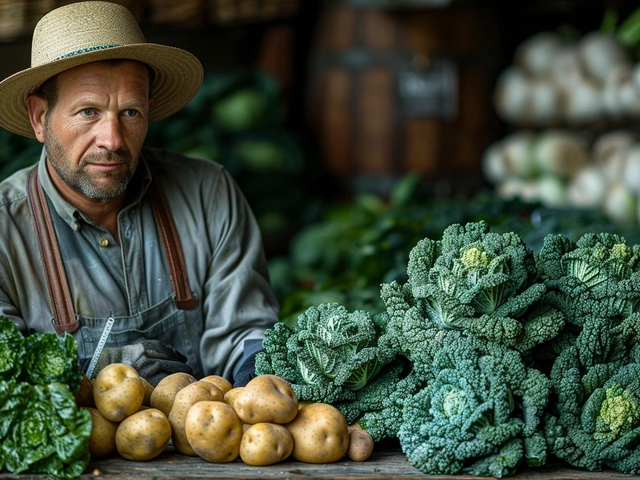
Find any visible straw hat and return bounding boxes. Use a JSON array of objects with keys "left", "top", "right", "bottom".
[{"left": 0, "top": 1, "right": 204, "bottom": 138}]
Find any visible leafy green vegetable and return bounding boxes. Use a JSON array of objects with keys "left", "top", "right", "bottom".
[
  {"left": 24, "top": 332, "right": 83, "bottom": 394},
  {"left": 0, "top": 316, "right": 25, "bottom": 381},
  {"left": 255, "top": 303, "right": 396, "bottom": 403},
  {"left": 0, "top": 380, "right": 91, "bottom": 478},
  {"left": 0, "top": 317, "right": 89, "bottom": 478},
  {"left": 398, "top": 331, "right": 549, "bottom": 478},
  {"left": 381, "top": 221, "right": 564, "bottom": 358},
  {"left": 546, "top": 351, "right": 640, "bottom": 473},
  {"left": 538, "top": 232, "right": 640, "bottom": 326}
]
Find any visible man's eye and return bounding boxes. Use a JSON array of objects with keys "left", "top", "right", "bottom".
[
  {"left": 82, "top": 108, "right": 95, "bottom": 117},
  {"left": 123, "top": 109, "right": 138, "bottom": 117}
]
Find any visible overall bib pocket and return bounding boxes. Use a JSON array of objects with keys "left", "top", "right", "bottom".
[{"left": 73, "top": 296, "right": 200, "bottom": 379}]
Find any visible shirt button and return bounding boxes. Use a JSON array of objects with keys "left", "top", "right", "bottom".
[{"left": 99, "top": 237, "right": 109, "bottom": 247}]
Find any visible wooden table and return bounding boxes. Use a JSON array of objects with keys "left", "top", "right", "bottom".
[{"left": 2, "top": 441, "right": 639, "bottom": 480}]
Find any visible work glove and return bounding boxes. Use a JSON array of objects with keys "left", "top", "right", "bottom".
[{"left": 90, "top": 339, "right": 193, "bottom": 386}]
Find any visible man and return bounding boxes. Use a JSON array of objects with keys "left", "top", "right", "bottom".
[{"left": 0, "top": 1, "right": 279, "bottom": 386}]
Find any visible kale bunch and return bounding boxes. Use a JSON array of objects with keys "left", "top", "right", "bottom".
[
  {"left": 545, "top": 335, "right": 640, "bottom": 473},
  {"left": 538, "top": 232, "right": 640, "bottom": 327},
  {"left": 254, "top": 303, "right": 396, "bottom": 403},
  {"left": 0, "top": 317, "right": 88, "bottom": 479},
  {"left": 383, "top": 221, "right": 564, "bottom": 358},
  {"left": 397, "top": 330, "right": 550, "bottom": 478}
]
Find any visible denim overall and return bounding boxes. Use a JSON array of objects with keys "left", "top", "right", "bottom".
[{"left": 26, "top": 166, "right": 199, "bottom": 377}]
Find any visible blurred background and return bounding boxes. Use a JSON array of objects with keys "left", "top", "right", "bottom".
[{"left": 2, "top": 0, "right": 640, "bottom": 321}]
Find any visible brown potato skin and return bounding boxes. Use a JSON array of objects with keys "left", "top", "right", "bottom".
[
  {"left": 93, "top": 363, "right": 145, "bottom": 422},
  {"left": 150, "top": 372, "right": 197, "bottom": 417},
  {"left": 199, "top": 375, "right": 233, "bottom": 395},
  {"left": 285, "top": 403, "right": 349, "bottom": 464},
  {"left": 115, "top": 408, "right": 171, "bottom": 461},
  {"left": 168, "top": 381, "right": 223, "bottom": 456},
  {"left": 75, "top": 373, "right": 95, "bottom": 407},
  {"left": 185, "top": 400, "right": 243, "bottom": 463},
  {"left": 240, "top": 423, "right": 293, "bottom": 466},
  {"left": 84, "top": 407, "right": 118, "bottom": 458},
  {"left": 233, "top": 375, "right": 298, "bottom": 425},
  {"left": 140, "top": 377, "right": 154, "bottom": 407},
  {"left": 347, "top": 426, "right": 374, "bottom": 462}
]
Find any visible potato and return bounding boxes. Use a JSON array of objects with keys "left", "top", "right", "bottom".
[
  {"left": 239, "top": 423, "right": 293, "bottom": 466},
  {"left": 140, "top": 377, "right": 154, "bottom": 407},
  {"left": 184, "top": 400, "right": 243, "bottom": 463},
  {"left": 200, "top": 375, "right": 233, "bottom": 395},
  {"left": 223, "top": 387, "right": 244, "bottom": 409},
  {"left": 233, "top": 375, "right": 298, "bottom": 425},
  {"left": 285, "top": 403, "right": 349, "bottom": 463},
  {"left": 168, "top": 381, "right": 223, "bottom": 456},
  {"left": 347, "top": 425, "right": 374, "bottom": 462},
  {"left": 75, "top": 372, "right": 95, "bottom": 407},
  {"left": 84, "top": 407, "right": 118, "bottom": 458},
  {"left": 150, "top": 372, "right": 197, "bottom": 417},
  {"left": 94, "top": 363, "right": 145, "bottom": 422},
  {"left": 115, "top": 408, "right": 171, "bottom": 461}
]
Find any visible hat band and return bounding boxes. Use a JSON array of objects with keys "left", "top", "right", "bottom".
[{"left": 52, "top": 44, "right": 121, "bottom": 62}]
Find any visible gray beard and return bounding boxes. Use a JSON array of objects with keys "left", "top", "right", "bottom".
[
  {"left": 44, "top": 130, "right": 137, "bottom": 200},
  {"left": 47, "top": 155, "right": 132, "bottom": 199}
]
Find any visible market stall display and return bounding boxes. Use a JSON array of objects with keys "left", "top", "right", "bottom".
[
  {"left": 485, "top": 8, "right": 640, "bottom": 226},
  {"left": 493, "top": 10, "right": 640, "bottom": 126}
]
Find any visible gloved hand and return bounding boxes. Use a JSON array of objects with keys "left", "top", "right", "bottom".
[{"left": 91, "top": 340, "right": 192, "bottom": 386}]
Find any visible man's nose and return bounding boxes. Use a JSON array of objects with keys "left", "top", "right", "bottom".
[{"left": 95, "top": 115, "right": 124, "bottom": 152}]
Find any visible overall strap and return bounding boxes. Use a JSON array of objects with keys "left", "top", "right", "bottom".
[
  {"left": 147, "top": 173, "right": 197, "bottom": 310},
  {"left": 26, "top": 165, "right": 198, "bottom": 335},
  {"left": 27, "top": 167, "right": 79, "bottom": 334}
]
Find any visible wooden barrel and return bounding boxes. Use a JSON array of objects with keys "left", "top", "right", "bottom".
[{"left": 304, "top": 2, "right": 503, "bottom": 193}]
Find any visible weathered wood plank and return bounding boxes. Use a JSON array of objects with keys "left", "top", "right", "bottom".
[{"left": 1, "top": 445, "right": 639, "bottom": 479}]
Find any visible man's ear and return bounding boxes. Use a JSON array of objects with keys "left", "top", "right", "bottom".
[
  {"left": 27, "top": 94, "right": 48, "bottom": 143},
  {"left": 148, "top": 98, "right": 154, "bottom": 112}
]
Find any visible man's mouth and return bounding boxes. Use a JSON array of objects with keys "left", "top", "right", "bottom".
[{"left": 86, "top": 162, "right": 125, "bottom": 173}]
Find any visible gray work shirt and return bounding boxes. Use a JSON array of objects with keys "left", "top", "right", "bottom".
[{"left": 0, "top": 146, "right": 279, "bottom": 380}]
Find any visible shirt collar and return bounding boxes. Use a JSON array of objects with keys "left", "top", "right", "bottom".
[{"left": 37, "top": 147, "right": 153, "bottom": 231}]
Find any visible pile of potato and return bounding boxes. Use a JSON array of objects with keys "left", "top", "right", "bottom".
[{"left": 75, "top": 364, "right": 374, "bottom": 466}]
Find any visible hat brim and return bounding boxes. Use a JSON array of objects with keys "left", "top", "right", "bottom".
[{"left": 0, "top": 43, "right": 204, "bottom": 138}]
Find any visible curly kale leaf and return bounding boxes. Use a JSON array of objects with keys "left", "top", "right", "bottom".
[
  {"left": 0, "top": 380, "right": 91, "bottom": 478},
  {"left": 335, "top": 357, "right": 426, "bottom": 441},
  {"left": 398, "top": 332, "right": 549, "bottom": 477},
  {"left": 255, "top": 303, "right": 395, "bottom": 403},
  {"left": 377, "top": 281, "right": 451, "bottom": 364},
  {"left": 23, "top": 332, "right": 82, "bottom": 395},
  {"left": 0, "top": 316, "right": 25, "bottom": 381},
  {"left": 255, "top": 322, "right": 302, "bottom": 383},
  {"left": 514, "top": 303, "right": 566, "bottom": 356}
]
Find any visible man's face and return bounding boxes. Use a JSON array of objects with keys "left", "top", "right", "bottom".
[{"left": 39, "top": 61, "right": 151, "bottom": 199}]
